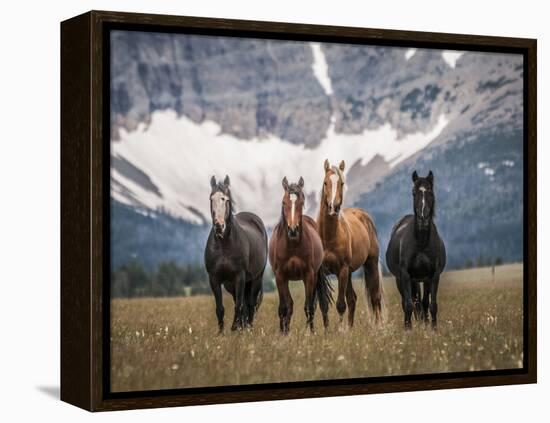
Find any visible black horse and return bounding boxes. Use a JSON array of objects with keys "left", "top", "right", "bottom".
[
  {"left": 204, "top": 175, "right": 268, "bottom": 332},
  {"left": 385, "top": 171, "right": 446, "bottom": 329}
]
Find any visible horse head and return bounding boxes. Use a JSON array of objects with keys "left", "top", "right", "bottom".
[
  {"left": 281, "top": 176, "right": 305, "bottom": 241},
  {"left": 209, "top": 175, "right": 233, "bottom": 239},
  {"left": 322, "top": 159, "right": 346, "bottom": 216},
  {"left": 412, "top": 170, "right": 435, "bottom": 228}
]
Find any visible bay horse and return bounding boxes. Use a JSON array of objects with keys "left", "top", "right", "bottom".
[
  {"left": 317, "top": 160, "right": 383, "bottom": 327},
  {"left": 204, "top": 175, "right": 268, "bottom": 332},
  {"left": 269, "top": 177, "right": 333, "bottom": 334},
  {"left": 385, "top": 171, "right": 446, "bottom": 329}
]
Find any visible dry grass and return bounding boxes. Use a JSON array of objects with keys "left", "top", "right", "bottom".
[{"left": 111, "top": 263, "right": 524, "bottom": 392}]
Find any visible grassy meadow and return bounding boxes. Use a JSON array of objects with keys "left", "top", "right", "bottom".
[{"left": 110, "top": 263, "right": 524, "bottom": 392}]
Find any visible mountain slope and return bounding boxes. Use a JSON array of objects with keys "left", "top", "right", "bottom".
[
  {"left": 357, "top": 129, "right": 523, "bottom": 269},
  {"left": 109, "top": 31, "right": 524, "bottom": 271}
]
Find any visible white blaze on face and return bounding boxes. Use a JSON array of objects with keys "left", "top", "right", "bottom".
[
  {"left": 329, "top": 173, "right": 339, "bottom": 210},
  {"left": 211, "top": 191, "right": 227, "bottom": 230},
  {"left": 419, "top": 186, "right": 426, "bottom": 218},
  {"left": 289, "top": 193, "right": 297, "bottom": 227}
]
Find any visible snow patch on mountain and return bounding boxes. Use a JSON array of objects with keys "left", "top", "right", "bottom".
[
  {"left": 310, "top": 43, "right": 333, "bottom": 95},
  {"left": 111, "top": 110, "right": 448, "bottom": 226},
  {"left": 405, "top": 48, "right": 417, "bottom": 60},
  {"left": 442, "top": 50, "right": 464, "bottom": 68}
]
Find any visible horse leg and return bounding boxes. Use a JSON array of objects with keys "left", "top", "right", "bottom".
[
  {"left": 276, "top": 274, "right": 293, "bottom": 334},
  {"left": 243, "top": 281, "right": 252, "bottom": 328},
  {"left": 246, "top": 273, "right": 263, "bottom": 327},
  {"left": 429, "top": 275, "right": 440, "bottom": 329},
  {"left": 345, "top": 273, "right": 357, "bottom": 327},
  {"left": 231, "top": 272, "right": 246, "bottom": 331},
  {"left": 363, "top": 256, "right": 382, "bottom": 323},
  {"left": 304, "top": 269, "right": 316, "bottom": 332},
  {"left": 209, "top": 276, "right": 224, "bottom": 333},
  {"left": 412, "top": 282, "right": 422, "bottom": 321},
  {"left": 422, "top": 281, "right": 430, "bottom": 324},
  {"left": 336, "top": 266, "right": 350, "bottom": 324},
  {"left": 399, "top": 268, "right": 414, "bottom": 330}
]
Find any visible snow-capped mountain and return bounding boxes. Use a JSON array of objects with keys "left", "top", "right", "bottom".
[
  {"left": 111, "top": 110, "right": 448, "bottom": 226},
  {"left": 110, "top": 32, "right": 524, "bottom": 270}
]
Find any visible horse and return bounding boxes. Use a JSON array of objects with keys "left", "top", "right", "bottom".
[
  {"left": 385, "top": 170, "right": 446, "bottom": 329},
  {"left": 269, "top": 177, "right": 333, "bottom": 334},
  {"left": 204, "top": 175, "right": 268, "bottom": 332},
  {"left": 317, "top": 159, "right": 383, "bottom": 328}
]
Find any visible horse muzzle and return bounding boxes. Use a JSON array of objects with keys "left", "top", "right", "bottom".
[
  {"left": 287, "top": 225, "right": 300, "bottom": 240},
  {"left": 328, "top": 204, "right": 341, "bottom": 216},
  {"left": 214, "top": 223, "right": 226, "bottom": 238}
]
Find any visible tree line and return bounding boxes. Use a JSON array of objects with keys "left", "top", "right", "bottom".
[
  {"left": 112, "top": 260, "right": 276, "bottom": 298},
  {"left": 113, "top": 255, "right": 506, "bottom": 298}
]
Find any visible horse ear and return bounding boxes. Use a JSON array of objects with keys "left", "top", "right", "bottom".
[
  {"left": 282, "top": 177, "right": 289, "bottom": 191},
  {"left": 324, "top": 159, "right": 330, "bottom": 172},
  {"left": 210, "top": 175, "right": 217, "bottom": 189},
  {"left": 224, "top": 175, "right": 230, "bottom": 187},
  {"left": 427, "top": 170, "right": 434, "bottom": 185},
  {"left": 339, "top": 160, "right": 345, "bottom": 171},
  {"left": 298, "top": 176, "right": 304, "bottom": 189},
  {"left": 412, "top": 170, "right": 419, "bottom": 182}
]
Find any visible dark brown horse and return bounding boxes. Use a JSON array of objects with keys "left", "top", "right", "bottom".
[
  {"left": 317, "top": 159, "right": 384, "bottom": 327},
  {"left": 386, "top": 171, "right": 446, "bottom": 329},
  {"left": 204, "top": 176, "right": 268, "bottom": 332},
  {"left": 269, "top": 177, "right": 333, "bottom": 334}
]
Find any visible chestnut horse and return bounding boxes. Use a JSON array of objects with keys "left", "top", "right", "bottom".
[
  {"left": 269, "top": 177, "right": 333, "bottom": 334},
  {"left": 317, "top": 160, "right": 383, "bottom": 327}
]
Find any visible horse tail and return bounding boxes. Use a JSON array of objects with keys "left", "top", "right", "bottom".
[
  {"left": 363, "top": 257, "right": 387, "bottom": 323},
  {"left": 254, "top": 288, "right": 264, "bottom": 312},
  {"left": 253, "top": 271, "right": 264, "bottom": 312},
  {"left": 377, "top": 260, "right": 387, "bottom": 322},
  {"left": 316, "top": 263, "right": 334, "bottom": 312}
]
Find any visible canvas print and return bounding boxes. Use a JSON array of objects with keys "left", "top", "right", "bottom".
[{"left": 109, "top": 30, "right": 524, "bottom": 392}]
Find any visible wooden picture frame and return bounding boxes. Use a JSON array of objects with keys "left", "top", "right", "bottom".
[{"left": 61, "top": 10, "right": 537, "bottom": 411}]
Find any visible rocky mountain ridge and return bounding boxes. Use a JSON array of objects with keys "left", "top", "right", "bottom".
[{"left": 109, "top": 31, "right": 524, "bottom": 271}]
